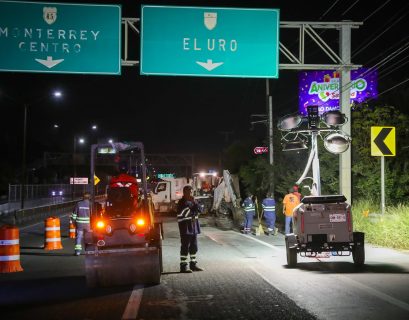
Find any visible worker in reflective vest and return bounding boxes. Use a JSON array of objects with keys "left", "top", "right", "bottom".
[
  {"left": 177, "top": 185, "right": 204, "bottom": 273},
  {"left": 241, "top": 192, "right": 255, "bottom": 234},
  {"left": 71, "top": 192, "right": 91, "bottom": 256},
  {"left": 262, "top": 193, "right": 277, "bottom": 235}
]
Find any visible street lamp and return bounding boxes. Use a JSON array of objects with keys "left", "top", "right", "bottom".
[{"left": 20, "top": 90, "right": 62, "bottom": 209}]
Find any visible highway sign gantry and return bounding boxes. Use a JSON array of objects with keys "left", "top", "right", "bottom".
[
  {"left": 371, "top": 126, "right": 396, "bottom": 156},
  {"left": 0, "top": 1, "right": 121, "bottom": 74},
  {"left": 141, "top": 5, "right": 280, "bottom": 78}
]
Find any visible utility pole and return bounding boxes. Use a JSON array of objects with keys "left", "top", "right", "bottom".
[{"left": 266, "top": 79, "right": 274, "bottom": 194}]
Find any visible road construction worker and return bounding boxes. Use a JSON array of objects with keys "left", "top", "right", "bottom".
[
  {"left": 262, "top": 192, "right": 277, "bottom": 235},
  {"left": 282, "top": 188, "right": 301, "bottom": 234},
  {"left": 109, "top": 161, "right": 139, "bottom": 209},
  {"left": 177, "top": 185, "right": 204, "bottom": 273},
  {"left": 241, "top": 192, "right": 255, "bottom": 234},
  {"left": 293, "top": 185, "right": 302, "bottom": 201},
  {"left": 71, "top": 192, "right": 91, "bottom": 256}
]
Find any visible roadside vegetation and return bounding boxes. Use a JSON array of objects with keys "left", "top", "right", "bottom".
[{"left": 352, "top": 200, "right": 409, "bottom": 250}]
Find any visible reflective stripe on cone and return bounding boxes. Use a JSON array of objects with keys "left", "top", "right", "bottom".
[
  {"left": 69, "top": 221, "right": 76, "bottom": 239},
  {"left": 0, "top": 225, "right": 23, "bottom": 273},
  {"left": 44, "top": 217, "right": 63, "bottom": 250}
]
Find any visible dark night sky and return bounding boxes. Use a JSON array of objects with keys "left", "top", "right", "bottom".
[{"left": 1, "top": 0, "right": 408, "bottom": 169}]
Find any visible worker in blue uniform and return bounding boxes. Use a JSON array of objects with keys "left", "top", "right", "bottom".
[
  {"left": 177, "top": 185, "right": 204, "bottom": 273},
  {"left": 241, "top": 192, "right": 255, "bottom": 234},
  {"left": 262, "top": 193, "right": 277, "bottom": 235}
]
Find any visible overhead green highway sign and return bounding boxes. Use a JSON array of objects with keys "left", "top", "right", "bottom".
[
  {"left": 0, "top": 1, "right": 121, "bottom": 75},
  {"left": 141, "top": 5, "right": 280, "bottom": 78}
]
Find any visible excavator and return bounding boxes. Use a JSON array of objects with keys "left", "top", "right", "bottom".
[{"left": 84, "top": 142, "right": 163, "bottom": 287}]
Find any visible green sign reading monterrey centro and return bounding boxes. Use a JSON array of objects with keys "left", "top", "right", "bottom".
[
  {"left": 141, "top": 5, "right": 280, "bottom": 78},
  {"left": 0, "top": 1, "right": 121, "bottom": 75}
]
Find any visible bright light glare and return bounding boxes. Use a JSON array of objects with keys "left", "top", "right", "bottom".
[
  {"left": 53, "top": 91, "right": 62, "bottom": 98},
  {"left": 136, "top": 218, "right": 145, "bottom": 226},
  {"left": 96, "top": 221, "right": 105, "bottom": 229},
  {"left": 79, "top": 138, "right": 85, "bottom": 144},
  {"left": 108, "top": 139, "right": 113, "bottom": 143},
  {"left": 92, "top": 125, "right": 97, "bottom": 130},
  {"left": 199, "top": 172, "right": 206, "bottom": 178},
  {"left": 53, "top": 124, "right": 59, "bottom": 128},
  {"left": 212, "top": 172, "right": 217, "bottom": 177}
]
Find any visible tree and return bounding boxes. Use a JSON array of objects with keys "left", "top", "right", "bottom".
[{"left": 351, "top": 104, "right": 409, "bottom": 203}]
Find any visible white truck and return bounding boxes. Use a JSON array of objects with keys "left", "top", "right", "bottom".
[{"left": 151, "top": 177, "right": 191, "bottom": 213}]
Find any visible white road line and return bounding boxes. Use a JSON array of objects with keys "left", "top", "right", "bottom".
[
  {"left": 335, "top": 274, "right": 409, "bottom": 312},
  {"left": 122, "top": 285, "right": 144, "bottom": 320},
  {"left": 238, "top": 233, "right": 282, "bottom": 252}
]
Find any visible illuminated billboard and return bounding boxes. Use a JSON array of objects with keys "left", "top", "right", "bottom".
[{"left": 299, "top": 68, "right": 377, "bottom": 115}]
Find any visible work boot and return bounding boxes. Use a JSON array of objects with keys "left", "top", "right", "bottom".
[
  {"left": 180, "top": 264, "right": 193, "bottom": 273},
  {"left": 189, "top": 262, "right": 204, "bottom": 272}
]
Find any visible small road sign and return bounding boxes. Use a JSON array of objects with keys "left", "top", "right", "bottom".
[{"left": 371, "top": 126, "right": 396, "bottom": 156}]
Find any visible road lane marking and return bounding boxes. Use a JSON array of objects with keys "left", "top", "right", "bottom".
[
  {"left": 238, "top": 233, "right": 282, "bottom": 252},
  {"left": 335, "top": 274, "right": 409, "bottom": 312},
  {"left": 122, "top": 285, "right": 144, "bottom": 320}
]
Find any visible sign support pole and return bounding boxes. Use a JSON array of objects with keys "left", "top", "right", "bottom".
[{"left": 381, "top": 156, "right": 385, "bottom": 215}]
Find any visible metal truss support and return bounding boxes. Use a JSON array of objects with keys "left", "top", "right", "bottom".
[{"left": 120, "top": 17, "right": 361, "bottom": 200}]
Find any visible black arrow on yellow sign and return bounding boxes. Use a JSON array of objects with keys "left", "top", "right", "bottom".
[{"left": 373, "top": 128, "right": 393, "bottom": 155}]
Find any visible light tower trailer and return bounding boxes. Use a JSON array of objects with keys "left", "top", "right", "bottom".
[{"left": 285, "top": 195, "right": 365, "bottom": 268}]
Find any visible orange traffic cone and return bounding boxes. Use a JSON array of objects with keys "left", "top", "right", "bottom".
[
  {"left": 44, "top": 217, "right": 63, "bottom": 250},
  {"left": 69, "top": 220, "right": 76, "bottom": 239},
  {"left": 0, "top": 225, "right": 23, "bottom": 273}
]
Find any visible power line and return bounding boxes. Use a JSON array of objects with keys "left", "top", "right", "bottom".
[
  {"left": 363, "top": 0, "right": 392, "bottom": 22},
  {"left": 341, "top": 0, "right": 360, "bottom": 16},
  {"left": 355, "top": 77, "right": 409, "bottom": 107},
  {"left": 378, "top": 56, "right": 409, "bottom": 80},
  {"left": 318, "top": 0, "right": 341, "bottom": 20},
  {"left": 352, "top": 9, "right": 409, "bottom": 58}
]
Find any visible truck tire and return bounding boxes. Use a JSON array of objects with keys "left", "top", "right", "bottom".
[{"left": 285, "top": 238, "right": 298, "bottom": 268}]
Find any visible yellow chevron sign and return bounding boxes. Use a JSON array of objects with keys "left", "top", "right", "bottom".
[
  {"left": 371, "top": 126, "right": 396, "bottom": 156},
  {"left": 94, "top": 175, "right": 100, "bottom": 185}
]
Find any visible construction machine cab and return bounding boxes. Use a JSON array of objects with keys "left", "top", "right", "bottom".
[{"left": 105, "top": 187, "right": 134, "bottom": 218}]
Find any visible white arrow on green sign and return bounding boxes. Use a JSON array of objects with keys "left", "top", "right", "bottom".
[
  {"left": 0, "top": 1, "right": 121, "bottom": 75},
  {"left": 141, "top": 5, "right": 280, "bottom": 78}
]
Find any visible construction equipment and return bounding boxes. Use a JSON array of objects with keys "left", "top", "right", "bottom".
[
  {"left": 192, "top": 171, "right": 220, "bottom": 214},
  {"left": 285, "top": 195, "right": 365, "bottom": 268},
  {"left": 85, "top": 142, "right": 163, "bottom": 288}
]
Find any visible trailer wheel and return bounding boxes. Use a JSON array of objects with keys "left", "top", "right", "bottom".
[
  {"left": 353, "top": 232, "right": 365, "bottom": 266},
  {"left": 352, "top": 244, "right": 365, "bottom": 266},
  {"left": 285, "top": 238, "right": 297, "bottom": 268}
]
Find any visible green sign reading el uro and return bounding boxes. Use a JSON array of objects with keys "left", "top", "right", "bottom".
[{"left": 141, "top": 5, "right": 280, "bottom": 78}]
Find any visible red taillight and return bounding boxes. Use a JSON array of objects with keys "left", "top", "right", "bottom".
[
  {"left": 347, "top": 209, "right": 352, "bottom": 232},
  {"left": 301, "top": 213, "right": 305, "bottom": 233}
]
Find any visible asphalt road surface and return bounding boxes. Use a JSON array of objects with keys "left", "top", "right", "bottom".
[{"left": 1, "top": 214, "right": 409, "bottom": 320}]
